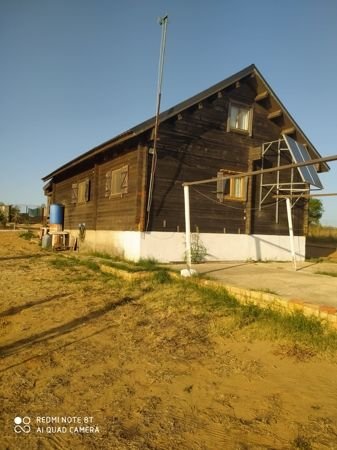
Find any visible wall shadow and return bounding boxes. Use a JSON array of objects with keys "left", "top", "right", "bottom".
[
  {"left": 201, "top": 262, "right": 252, "bottom": 275},
  {"left": 252, "top": 235, "right": 304, "bottom": 258},
  {"left": 0, "top": 254, "right": 48, "bottom": 262},
  {"left": 0, "top": 324, "right": 114, "bottom": 373},
  {"left": 0, "top": 293, "right": 72, "bottom": 318},
  {"left": 0, "top": 296, "right": 135, "bottom": 358}
]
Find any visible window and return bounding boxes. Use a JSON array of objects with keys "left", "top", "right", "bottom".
[
  {"left": 72, "top": 179, "right": 90, "bottom": 204},
  {"left": 228, "top": 102, "right": 252, "bottom": 135},
  {"left": 105, "top": 165, "right": 128, "bottom": 197},
  {"left": 232, "top": 177, "right": 244, "bottom": 199},
  {"left": 217, "top": 170, "right": 247, "bottom": 202}
]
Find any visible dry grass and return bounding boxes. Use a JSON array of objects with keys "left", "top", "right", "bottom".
[
  {"left": 308, "top": 225, "right": 337, "bottom": 243},
  {"left": 1, "top": 232, "right": 337, "bottom": 449}
]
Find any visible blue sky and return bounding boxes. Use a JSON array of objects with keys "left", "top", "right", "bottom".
[{"left": 1, "top": 0, "right": 337, "bottom": 225}]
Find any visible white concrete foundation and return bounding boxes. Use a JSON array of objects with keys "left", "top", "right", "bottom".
[{"left": 67, "top": 229, "right": 306, "bottom": 263}]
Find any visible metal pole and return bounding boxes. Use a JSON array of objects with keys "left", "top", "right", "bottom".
[
  {"left": 183, "top": 153, "right": 337, "bottom": 187},
  {"left": 286, "top": 197, "right": 297, "bottom": 271},
  {"left": 146, "top": 15, "right": 168, "bottom": 230},
  {"left": 184, "top": 185, "right": 192, "bottom": 271},
  {"left": 276, "top": 140, "right": 281, "bottom": 223},
  {"left": 275, "top": 192, "right": 337, "bottom": 199}
]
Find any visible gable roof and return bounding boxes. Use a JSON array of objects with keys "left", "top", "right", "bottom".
[{"left": 42, "top": 64, "right": 328, "bottom": 181}]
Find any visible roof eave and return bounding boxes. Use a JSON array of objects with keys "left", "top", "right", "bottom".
[{"left": 252, "top": 66, "right": 329, "bottom": 172}]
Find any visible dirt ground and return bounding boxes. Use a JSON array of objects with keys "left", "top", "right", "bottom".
[{"left": 1, "top": 232, "right": 337, "bottom": 450}]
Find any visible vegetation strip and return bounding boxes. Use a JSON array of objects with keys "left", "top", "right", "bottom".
[{"left": 50, "top": 253, "right": 337, "bottom": 352}]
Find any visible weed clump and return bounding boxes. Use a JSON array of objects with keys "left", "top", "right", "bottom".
[
  {"left": 19, "top": 230, "right": 35, "bottom": 240},
  {"left": 152, "top": 269, "right": 172, "bottom": 284}
]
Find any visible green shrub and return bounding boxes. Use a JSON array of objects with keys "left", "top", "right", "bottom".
[
  {"left": 152, "top": 269, "right": 172, "bottom": 284},
  {"left": 19, "top": 230, "right": 36, "bottom": 240}
]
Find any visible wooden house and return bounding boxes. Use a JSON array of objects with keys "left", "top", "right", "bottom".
[{"left": 42, "top": 65, "right": 328, "bottom": 262}]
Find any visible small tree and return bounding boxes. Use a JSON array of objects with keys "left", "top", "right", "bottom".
[
  {"left": 10, "top": 206, "right": 21, "bottom": 224},
  {"left": 0, "top": 210, "right": 6, "bottom": 227},
  {"left": 185, "top": 233, "right": 208, "bottom": 263},
  {"left": 308, "top": 198, "right": 324, "bottom": 226}
]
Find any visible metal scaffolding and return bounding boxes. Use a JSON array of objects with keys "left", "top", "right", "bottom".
[{"left": 258, "top": 137, "right": 320, "bottom": 223}]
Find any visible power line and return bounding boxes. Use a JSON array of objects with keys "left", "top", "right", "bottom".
[{"left": 191, "top": 186, "right": 286, "bottom": 211}]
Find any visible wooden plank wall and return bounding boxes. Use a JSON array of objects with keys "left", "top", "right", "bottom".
[
  {"left": 53, "top": 166, "right": 96, "bottom": 229},
  {"left": 95, "top": 148, "right": 142, "bottom": 231},
  {"left": 52, "top": 145, "right": 145, "bottom": 231},
  {"left": 147, "top": 79, "right": 298, "bottom": 234}
]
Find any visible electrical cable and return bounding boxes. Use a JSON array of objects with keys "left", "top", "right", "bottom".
[{"left": 191, "top": 186, "right": 287, "bottom": 211}]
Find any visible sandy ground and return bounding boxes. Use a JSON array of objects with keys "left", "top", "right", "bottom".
[{"left": 1, "top": 232, "right": 337, "bottom": 449}]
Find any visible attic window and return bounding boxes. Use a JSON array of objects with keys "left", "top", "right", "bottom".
[
  {"left": 228, "top": 102, "right": 252, "bottom": 135},
  {"left": 217, "top": 170, "right": 247, "bottom": 202},
  {"left": 105, "top": 165, "right": 129, "bottom": 197}
]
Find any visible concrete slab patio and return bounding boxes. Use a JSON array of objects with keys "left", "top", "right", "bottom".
[{"left": 171, "top": 261, "right": 337, "bottom": 307}]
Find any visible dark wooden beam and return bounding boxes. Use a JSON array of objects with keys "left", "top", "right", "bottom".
[
  {"left": 255, "top": 91, "right": 269, "bottom": 102},
  {"left": 267, "top": 109, "right": 283, "bottom": 120},
  {"left": 282, "top": 127, "right": 296, "bottom": 135}
]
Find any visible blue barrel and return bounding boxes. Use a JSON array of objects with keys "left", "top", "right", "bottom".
[{"left": 50, "top": 203, "right": 64, "bottom": 225}]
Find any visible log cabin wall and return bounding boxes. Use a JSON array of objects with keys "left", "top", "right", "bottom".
[
  {"left": 95, "top": 146, "right": 144, "bottom": 231},
  {"left": 53, "top": 165, "right": 96, "bottom": 230},
  {"left": 52, "top": 144, "right": 147, "bottom": 231},
  {"left": 147, "top": 77, "right": 306, "bottom": 235}
]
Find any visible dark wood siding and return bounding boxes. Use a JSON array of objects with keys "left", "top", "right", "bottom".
[
  {"left": 147, "top": 79, "right": 297, "bottom": 234},
  {"left": 95, "top": 147, "right": 143, "bottom": 231},
  {"left": 150, "top": 84, "right": 272, "bottom": 233},
  {"left": 52, "top": 145, "right": 147, "bottom": 231},
  {"left": 53, "top": 167, "right": 96, "bottom": 229}
]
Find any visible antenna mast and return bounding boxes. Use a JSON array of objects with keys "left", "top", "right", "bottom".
[{"left": 146, "top": 14, "right": 168, "bottom": 230}]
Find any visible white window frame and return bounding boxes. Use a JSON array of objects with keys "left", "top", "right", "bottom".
[
  {"left": 227, "top": 101, "right": 253, "bottom": 136},
  {"left": 217, "top": 170, "right": 247, "bottom": 202}
]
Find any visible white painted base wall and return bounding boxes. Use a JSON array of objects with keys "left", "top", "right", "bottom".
[{"left": 68, "top": 229, "right": 306, "bottom": 262}]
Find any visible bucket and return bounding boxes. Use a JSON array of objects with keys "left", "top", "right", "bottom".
[{"left": 42, "top": 234, "right": 52, "bottom": 249}]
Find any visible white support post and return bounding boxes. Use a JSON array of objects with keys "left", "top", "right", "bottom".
[
  {"left": 286, "top": 197, "right": 297, "bottom": 271},
  {"left": 184, "top": 185, "right": 192, "bottom": 271}
]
